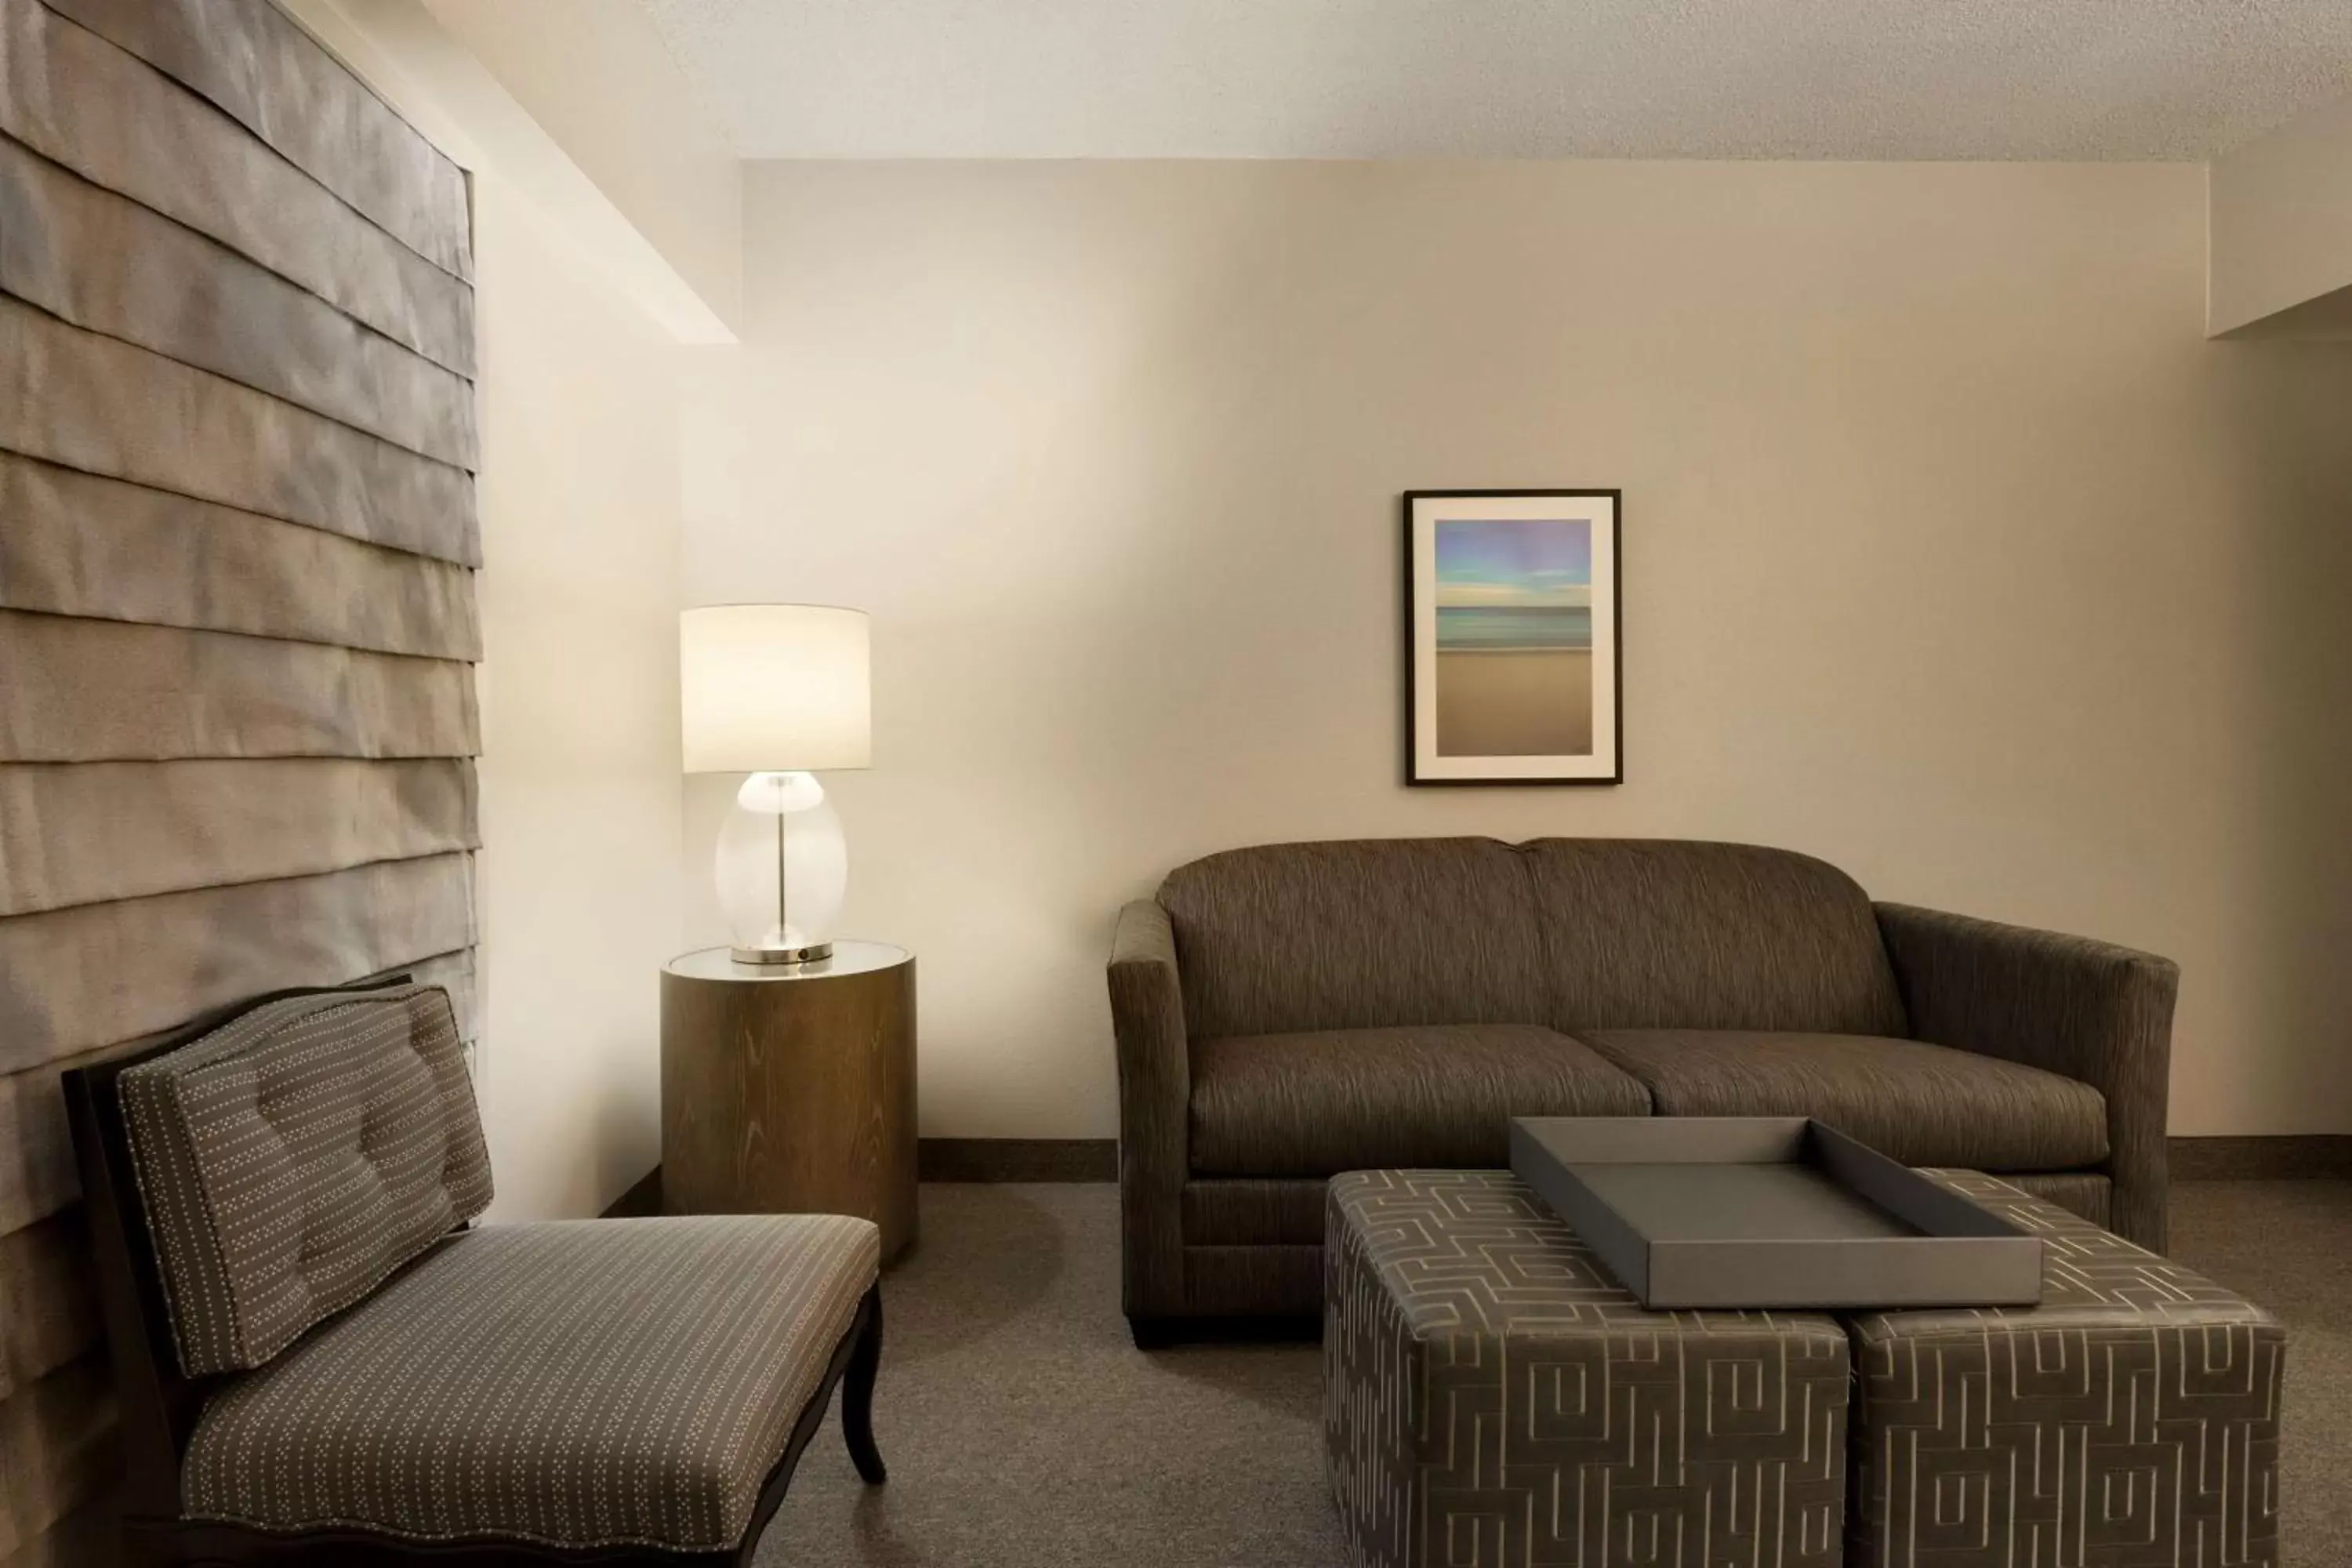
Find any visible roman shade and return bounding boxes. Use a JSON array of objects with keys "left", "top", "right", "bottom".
[{"left": 0, "top": 2, "right": 481, "bottom": 1548}]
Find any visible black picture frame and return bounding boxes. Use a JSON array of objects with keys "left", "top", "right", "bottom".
[{"left": 1403, "top": 488, "right": 1623, "bottom": 786}]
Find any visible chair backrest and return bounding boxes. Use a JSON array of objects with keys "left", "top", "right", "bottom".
[
  {"left": 1155, "top": 836, "right": 1907, "bottom": 1040},
  {"left": 113, "top": 983, "right": 491, "bottom": 1377},
  {"left": 60, "top": 975, "right": 474, "bottom": 1514}
]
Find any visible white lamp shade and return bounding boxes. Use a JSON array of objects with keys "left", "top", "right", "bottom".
[{"left": 681, "top": 604, "right": 871, "bottom": 773}]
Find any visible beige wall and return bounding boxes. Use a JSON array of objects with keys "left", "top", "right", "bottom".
[
  {"left": 684, "top": 160, "right": 2352, "bottom": 1140},
  {"left": 416, "top": 0, "right": 742, "bottom": 332},
  {"left": 2209, "top": 95, "right": 2352, "bottom": 337},
  {"left": 474, "top": 177, "right": 685, "bottom": 1218},
  {"left": 282, "top": 0, "right": 739, "bottom": 342}
]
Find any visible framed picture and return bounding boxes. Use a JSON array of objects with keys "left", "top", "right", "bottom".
[{"left": 1404, "top": 489, "right": 1621, "bottom": 786}]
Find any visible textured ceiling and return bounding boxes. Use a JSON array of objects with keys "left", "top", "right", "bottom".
[{"left": 637, "top": 0, "right": 2352, "bottom": 161}]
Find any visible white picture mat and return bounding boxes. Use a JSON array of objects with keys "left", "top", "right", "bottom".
[{"left": 1410, "top": 492, "right": 1618, "bottom": 782}]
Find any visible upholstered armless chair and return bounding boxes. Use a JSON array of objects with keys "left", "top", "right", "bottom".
[{"left": 66, "top": 978, "right": 887, "bottom": 1566}]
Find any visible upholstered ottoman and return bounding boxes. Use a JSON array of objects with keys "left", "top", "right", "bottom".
[
  {"left": 1850, "top": 1173, "right": 2284, "bottom": 1568},
  {"left": 1326, "top": 1170, "right": 1851, "bottom": 1568}
]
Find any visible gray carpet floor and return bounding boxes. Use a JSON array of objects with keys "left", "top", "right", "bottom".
[{"left": 756, "top": 1179, "right": 2352, "bottom": 1566}]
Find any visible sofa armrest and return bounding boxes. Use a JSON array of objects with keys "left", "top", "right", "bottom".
[
  {"left": 1109, "top": 899, "right": 1188, "bottom": 1316},
  {"left": 1875, "top": 901, "right": 2178, "bottom": 1248}
]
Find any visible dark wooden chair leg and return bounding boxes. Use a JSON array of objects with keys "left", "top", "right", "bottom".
[{"left": 842, "top": 1286, "right": 887, "bottom": 1484}]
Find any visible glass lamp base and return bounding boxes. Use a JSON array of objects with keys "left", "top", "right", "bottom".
[
  {"left": 729, "top": 939, "right": 834, "bottom": 967},
  {"left": 717, "top": 771, "right": 849, "bottom": 965}
]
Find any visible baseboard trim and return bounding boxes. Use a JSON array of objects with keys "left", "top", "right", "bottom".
[
  {"left": 597, "top": 1142, "right": 1113, "bottom": 1213},
  {"left": 2169, "top": 1134, "right": 2352, "bottom": 1180},
  {"left": 919, "top": 1138, "right": 1116, "bottom": 1182}
]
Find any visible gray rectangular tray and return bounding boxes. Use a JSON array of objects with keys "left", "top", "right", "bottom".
[{"left": 1508, "top": 1116, "right": 2045, "bottom": 1309}]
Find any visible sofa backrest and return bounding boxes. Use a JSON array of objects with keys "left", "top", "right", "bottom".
[
  {"left": 1156, "top": 837, "right": 1550, "bottom": 1039},
  {"left": 1156, "top": 836, "right": 1907, "bottom": 1040},
  {"left": 1523, "top": 839, "right": 1907, "bottom": 1034}
]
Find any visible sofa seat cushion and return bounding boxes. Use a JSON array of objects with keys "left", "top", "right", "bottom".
[
  {"left": 183, "top": 1214, "right": 879, "bottom": 1552},
  {"left": 1580, "top": 1029, "right": 2108, "bottom": 1171},
  {"left": 1189, "top": 1025, "right": 1650, "bottom": 1178}
]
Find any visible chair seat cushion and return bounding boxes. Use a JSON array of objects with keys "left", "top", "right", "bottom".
[
  {"left": 183, "top": 1214, "right": 879, "bottom": 1552},
  {"left": 1189, "top": 1025, "right": 1650, "bottom": 1178},
  {"left": 1579, "top": 1029, "right": 2108, "bottom": 1171}
]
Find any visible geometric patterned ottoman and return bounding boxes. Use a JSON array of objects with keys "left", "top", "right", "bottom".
[
  {"left": 1326, "top": 1170, "right": 1853, "bottom": 1568},
  {"left": 1849, "top": 1172, "right": 2285, "bottom": 1568}
]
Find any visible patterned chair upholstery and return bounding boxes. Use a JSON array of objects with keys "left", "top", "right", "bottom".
[
  {"left": 182, "top": 1214, "right": 877, "bottom": 1552},
  {"left": 67, "top": 979, "right": 888, "bottom": 1566},
  {"left": 118, "top": 984, "right": 494, "bottom": 1376}
]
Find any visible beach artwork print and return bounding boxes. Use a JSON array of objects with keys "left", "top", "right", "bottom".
[{"left": 1406, "top": 491, "right": 1620, "bottom": 784}]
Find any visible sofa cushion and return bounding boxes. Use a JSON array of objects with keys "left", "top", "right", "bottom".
[
  {"left": 1525, "top": 840, "right": 1909, "bottom": 1034},
  {"left": 118, "top": 983, "right": 491, "bottom": 1376},
  {"left": 182, "top": 1214, "right": 879, "bottom": 1552},
  {"left": 1189, "top": 1025, "right": 1650, "bottom": 1178},
  {"left": 1580, "top": 1029, "right": 2107, "bottom": 1171},
  {"left": 1157, "top": 838, "right": 1549, "bottom": 1039}
]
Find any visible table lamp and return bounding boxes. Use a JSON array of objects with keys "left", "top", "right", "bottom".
[{"left": 680, "top": 604, "right": 871, "bottom": 964}]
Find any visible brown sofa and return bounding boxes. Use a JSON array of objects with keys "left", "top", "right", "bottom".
[{"left": 1107, "top": 837, "right": 2177, "bottom": 1338}]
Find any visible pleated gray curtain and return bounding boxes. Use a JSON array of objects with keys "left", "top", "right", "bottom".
[{"left": 0, "top": 2, "right": 481, "bottom": 1559}]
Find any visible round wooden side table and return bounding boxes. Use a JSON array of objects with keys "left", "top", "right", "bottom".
[{"left": 659, "top": 942, "right": 917, "bottom": 1262}]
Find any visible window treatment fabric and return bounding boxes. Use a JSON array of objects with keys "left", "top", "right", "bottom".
[{"left": 0, "top": 1, "right": 479, "bottom": 1559}]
